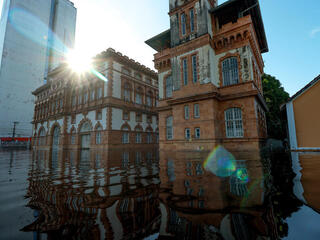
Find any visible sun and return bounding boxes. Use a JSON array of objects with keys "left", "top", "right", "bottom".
[{"left": 66, "top": 50, "right": 93, "bottom": 74}]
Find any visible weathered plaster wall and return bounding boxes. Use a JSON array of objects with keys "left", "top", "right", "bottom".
[{"left": 159, "top": 70, "right": 171, "bottom": 99}]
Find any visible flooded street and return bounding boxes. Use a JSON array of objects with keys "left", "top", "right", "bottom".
[{"left": 0, "top": 148, "right": 319, "bottom": 240}]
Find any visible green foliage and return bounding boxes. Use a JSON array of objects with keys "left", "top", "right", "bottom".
[{"left": 262, "top": 74, "right": 290, "bottom": 140}]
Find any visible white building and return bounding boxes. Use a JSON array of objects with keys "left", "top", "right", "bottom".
[{"left": 0, "top": 0, "right": 76, "bottom": 137}]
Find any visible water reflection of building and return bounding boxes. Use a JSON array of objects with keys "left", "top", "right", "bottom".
[
  {"left": 158, "top": 150, "right": 275, "bottom": 239},
  {"left": 291, "top": 152, "right": 320, "bottom": 211},
  {"left": 24, "top": 147, "right": 161, "bottom": 239},
  {"left": 32, "top": 48, "right": 159, "bottom": 150}
]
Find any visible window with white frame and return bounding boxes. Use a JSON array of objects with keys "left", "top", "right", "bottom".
[
  {"left": 84, "top": 92, "right": 88, "bottom": 104},
  {"left": 222, "top": 57, "right": 239, "bottom": 86},
  {"left": 135, "top": 88, "right": 143, "bottom": 104},
  {"left": 146, "top": 91, "right": 152, "bottom": 106},
  {"left": 181, "top": 13, "right": 186, "bottom": 35},
  {"left": 166, "top": 116, "right": 173, "bottom": 140},
  {"left": 136, "top": 132, "right": 142, "bottom": 143},
  {"left": 147, "top": 132, "right": 152, "bottom": 143},
  {"left": 124, "top": 83, "right": 131, "bottom": 102},
  {"left": 195, "top": 128, "right": 200, "bottom": 139},
  {"left": 96, "top": 111, "right": 102, "bottom": 120},
  {"left": 225, "top": 108, "right": 244, "bottom": 138},
  {"left": 71, "top": 130, "right": 76, "bottom": 144},
  {"left": 91, "top": 89, "right": 95, "bottom": 101},
  {"left": 194, "top": 104, "right": 200, "bottom": 118},
  {"left": 190, "top": 9, "right": 195, "bottom": 32},
  {"left": 39, "top": 128, "right": 46, "bottom": 146},
  {"left": 192, "top": 55, "right": 197, "bottom": 83},
  {"left": 96, "top": 126, "right": 102, "bottom": 144},
  {"left": 72, "top": 94, "right": 76, "bottom": 107},
  {"left": 98, "top": 87, "right": 102, "bottom": 99},
  {"left": 185, "top": 128, "right": 191, "bottom": 140},
  {"left": 184, "top": 105, "right": 189, "bottom": 120},
  {"left": 182, "top": 59, "right": 188, "bottom": 85},
  {"left": 122, "top": 127, "right": 130, "bottom": 144},
  {"left": 78, "top": 94, "right": 82, "bottom": 105},
  {"left": 165, "top": 75, "right": 173, "bottom": 98}
]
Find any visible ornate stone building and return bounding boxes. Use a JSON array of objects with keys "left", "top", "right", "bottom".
[
  {"left": 146, "top": 0, "right": 268, "bottom": 152},
  {"left": 32, "top": 48, "right": 159, "bottom": 149}
]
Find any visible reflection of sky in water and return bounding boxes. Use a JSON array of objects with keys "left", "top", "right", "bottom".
[{"left": 284, "top": 205, "right": 320, "bottom": 239}]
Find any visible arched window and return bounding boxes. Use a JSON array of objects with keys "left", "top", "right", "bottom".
[
  {"left": 90, "top": 89, "right": 95, "bottom": 101},
  {"left": 225, "top": 108, "right": 243, "bottom": 138},
  {"left": 71, "top": 91, "right": 76, "bottom": 107},
  {"left": 83, "top": 90, "right": 88, "bottom": 104},
  {"left": 135, "top": 126, "right": 142, "bottom": 143},
  {"left": 96, "top": 126, "right": 102, "bottom": 144},
  {"left": 146, "top": 90, "right": 153, "bottom": 107},
  {"left": 147, "top": 130, "right": 153, "bottom": 144},
  {"left": 166, "top": 116, "right": 173, "bottom": 140},
  {"left": 222, "top": 57, "right": 239, "bottom": 86},
  {"left": 135, "top": 87, "right": 143, "bottom": 104},
  {"left": 122, "top": 126, "right": 129, "bottom": 144},
  {"left": 52, "top": 126, "right": 61, "bottom": 146},
  {"left": 124, "top": 83, "right": 131, "bottom": 102},
  {"left": 70, "top": 128, "right": 76, "bottom": 145},
  {"left": 165, "top": 75, "right": 173, "bottom": 98},
  {"left": 38, "top": 128, "right": 46, "bottom": 146}
]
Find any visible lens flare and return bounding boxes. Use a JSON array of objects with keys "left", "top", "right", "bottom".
[
  {"left": 203, "top": 146, "right": 237, "bottom": 177},
  {"left": 66, "top": 50, "right": 93, "bottom": 74},
  {"left": 9, "top": 7, "right": 109, "bottom": 83},
  {"left": 9, "top": 8, "right": 65, "bottom": 55},
  {"left": 235, "top": 168, "right": 249, "bottom": 183},
  {"left": 90, "top": 68, "right": 108, "bottom": 82}
]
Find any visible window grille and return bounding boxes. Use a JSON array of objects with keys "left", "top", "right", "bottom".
[
  {"left": 136, "top": 132, "right": 142, "bottom": 143},
  {"left": 225, "top": 108, "right": 244, "bottom": 138},
  {"left": 222, "top": 57, "right": 239, "bottom": 86},
  {"left": 122, "top": 127, "right": 129, "bottom": 144},
  {"left": 96, "top": 126, "right": 102, "bottom": 144}
]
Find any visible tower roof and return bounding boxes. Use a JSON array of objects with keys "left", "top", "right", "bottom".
[{"left": 211, "top": 0, "right": 268, "bottom": 53}]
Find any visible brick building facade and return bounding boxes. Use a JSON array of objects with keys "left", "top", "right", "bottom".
[
  {"left": 146, "top": 0, "right": 268, "bottom": 152},
  {"left": 32, "top": 48, "right": 159, "bottom": 150}
]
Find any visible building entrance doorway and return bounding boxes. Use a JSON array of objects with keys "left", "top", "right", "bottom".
[{"left": 79, "top": 121, "right": 92, "bottom": 149}]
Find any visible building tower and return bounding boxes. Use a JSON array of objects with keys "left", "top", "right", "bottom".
[
  {"left": 0, "top": 0, "right": 76, "bottom": 137},
  {"left": 146, "top": 0, "right": 269, "bottom": 153}
]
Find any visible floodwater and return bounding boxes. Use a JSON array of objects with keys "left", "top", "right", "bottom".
[{"left": 0, "top": 147, "right": 319, "bottom": 240}]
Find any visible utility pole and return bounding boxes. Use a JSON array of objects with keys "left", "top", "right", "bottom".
[{"left": 12, "top": 122, "right": 19, "bottom": 138}]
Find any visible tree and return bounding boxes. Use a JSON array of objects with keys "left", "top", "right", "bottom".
[{"left": 262, "top": 74, "right": 290, "bottom": 140}]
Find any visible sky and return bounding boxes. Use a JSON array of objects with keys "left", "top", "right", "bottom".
[{"left": 0, "top": 0, "right": 319, "bottom": 96}]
